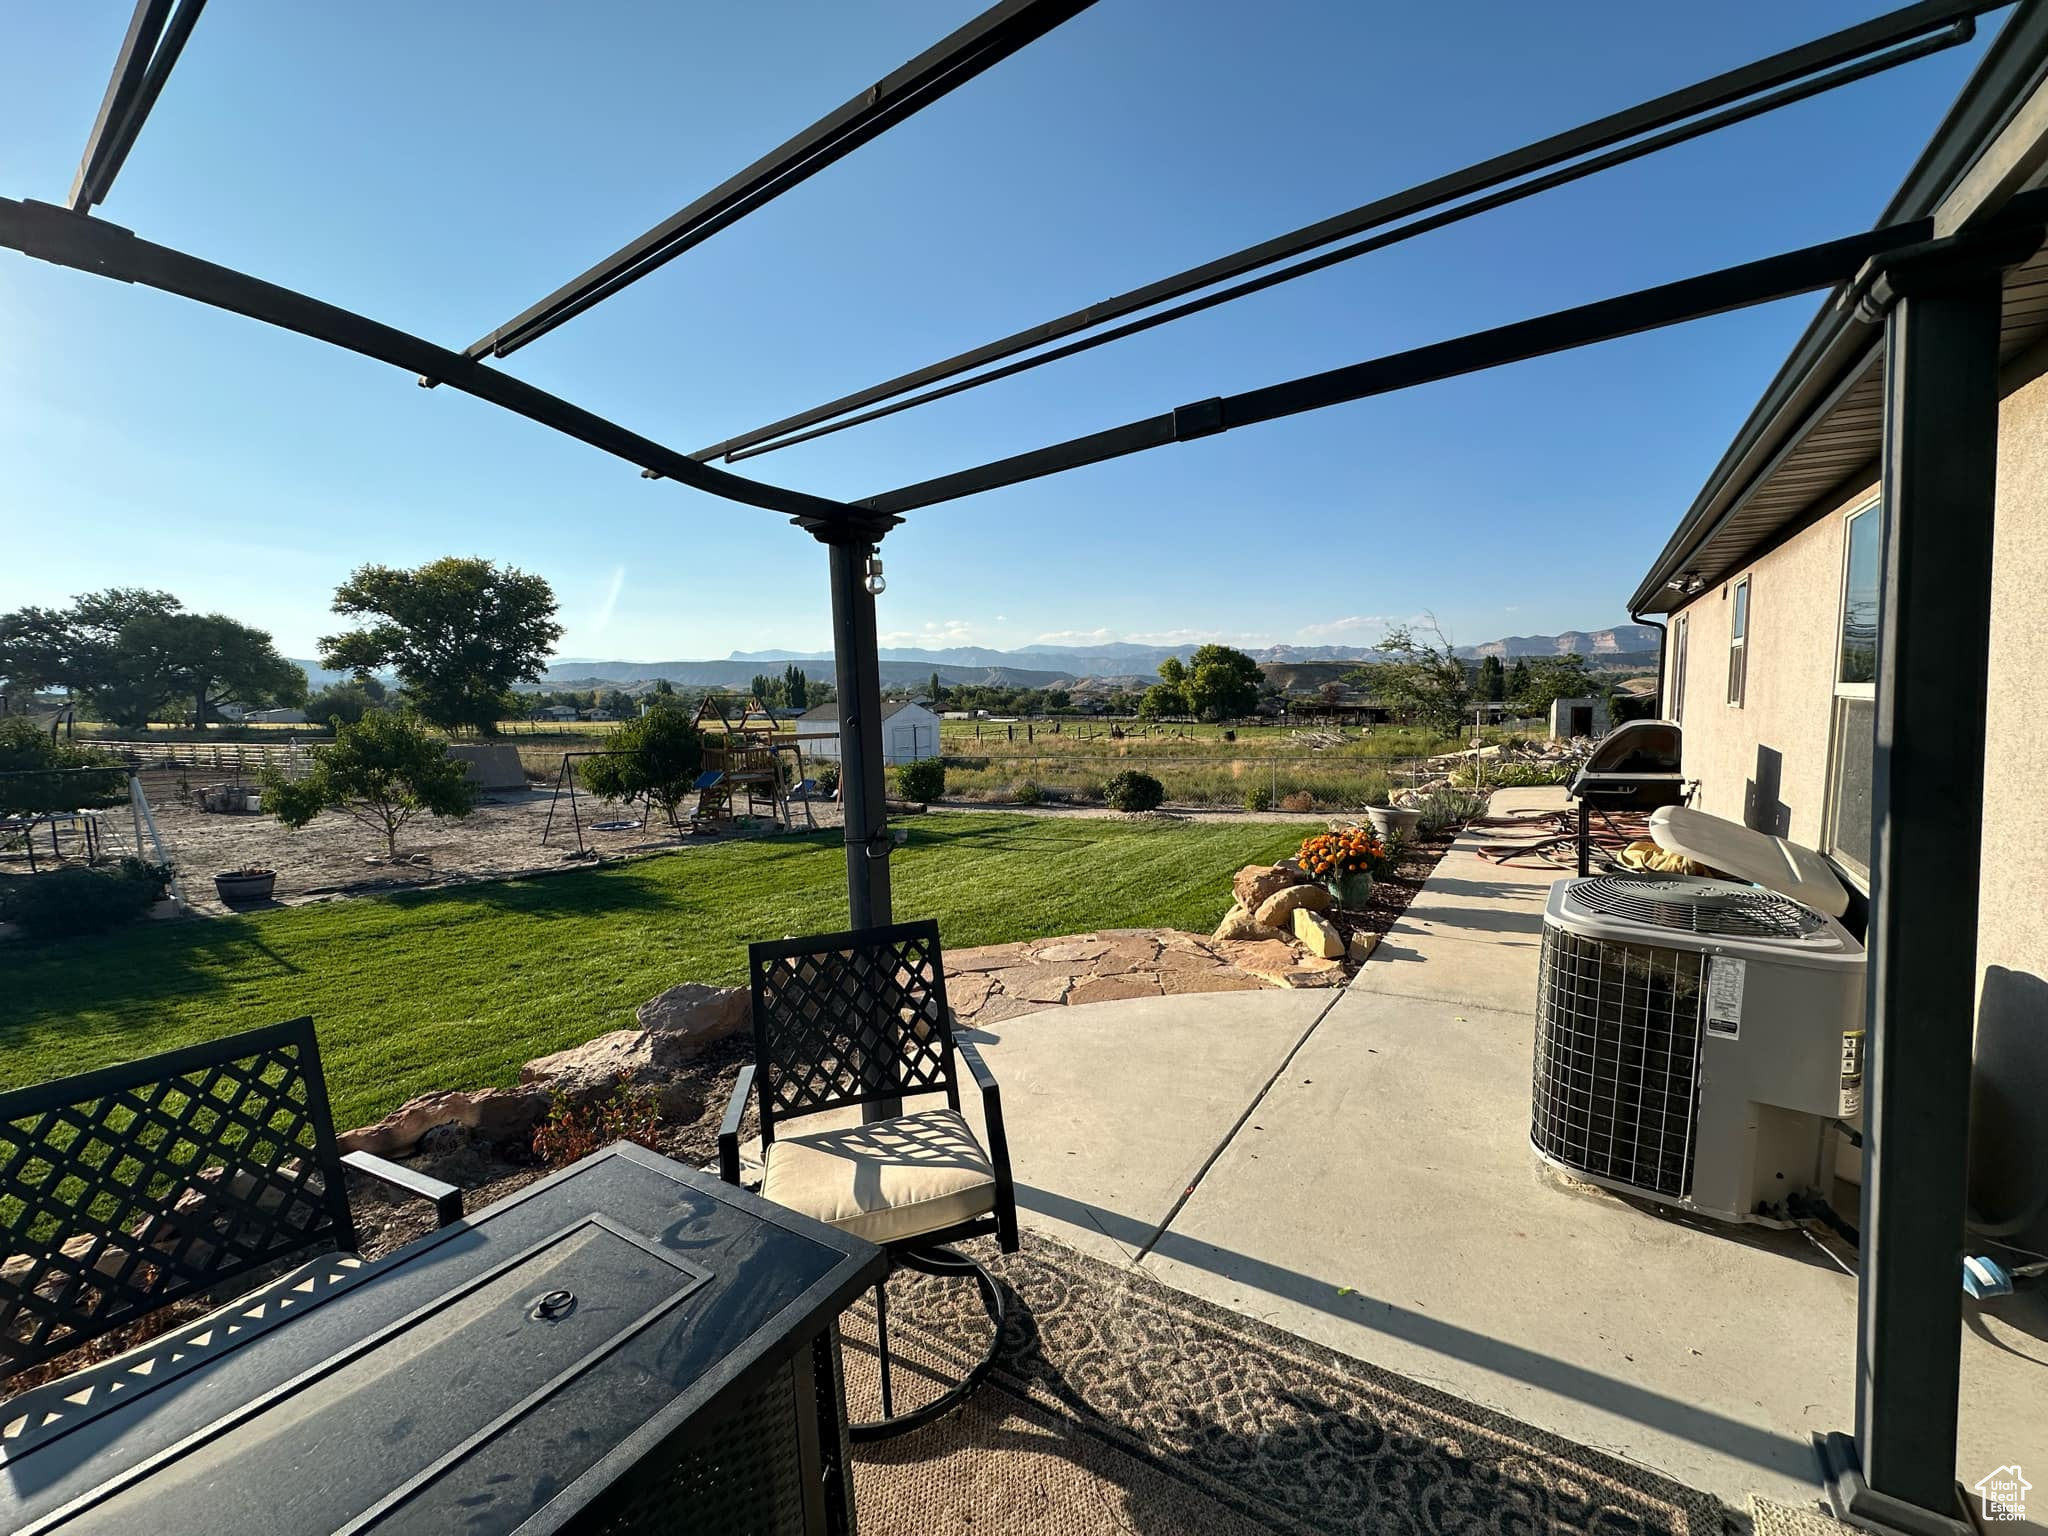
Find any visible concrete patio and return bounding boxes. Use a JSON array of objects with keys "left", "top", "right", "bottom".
[{"left": 955, "top": 787, "right": 2048, "bottom": 1515}]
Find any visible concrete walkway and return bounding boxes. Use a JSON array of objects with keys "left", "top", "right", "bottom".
[{"left": 970, "top": 787, "right": 2048, "bottom": 1514}]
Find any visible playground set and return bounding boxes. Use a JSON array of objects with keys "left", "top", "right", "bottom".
[{"left": 539, "top": 695, "right": 821, "bottom": 855}]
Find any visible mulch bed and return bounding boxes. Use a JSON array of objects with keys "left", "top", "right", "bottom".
[{"left": 1323, "top": 827, "right": 1456, "bottom": 944}]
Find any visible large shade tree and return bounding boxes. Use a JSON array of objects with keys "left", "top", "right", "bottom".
[
  {"left": 320, "top": 557, "right": 561, "bottom": 735},
  {"left": 121, "top": 611, "right": 306, "bottom": 728},
  {"left": 0, "top": 589, "right": 300, "bottom": 729},
  {"left": 1182, "top": 644, "right": 1263, "bottom": 722}
]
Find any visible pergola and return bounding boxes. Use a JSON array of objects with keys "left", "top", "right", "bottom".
[{"left": 6, "top": 2, "right": 2043, "bottom": 1529}]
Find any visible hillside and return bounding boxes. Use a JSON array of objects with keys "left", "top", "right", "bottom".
[{"left": 292, "top": 624, "right": 1658, "bottom": 695}]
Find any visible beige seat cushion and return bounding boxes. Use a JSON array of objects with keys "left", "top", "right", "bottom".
[{"left": 760, "top": 1107, "right": 996, "bottom": 1247}]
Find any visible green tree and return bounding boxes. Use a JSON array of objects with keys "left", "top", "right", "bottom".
[
  {"left": 1158, "top": 656, "right": 1188, "bottom": 688},
  {"left": 1510, "top": 654, "right": 1593, "bottom": 714},
  {"left": 782, "top": 665, "right": 808, "bottom": 710},
  {"left": 1477, "top": 654, "right": 1506, "bottom": 703},
  {"left": 263, "top": 711, "right": 478, "bottom": 857},
  {"left": 0, "top": 588, "right": 183, "bottom": 728},
  {"left": 579, "top": 708, "right": 704, "bottom": 831},
  {"left": 1137, "top": 682, "right": 1185, "bottom": 721},
  {"left": 1507, "top": 658, "right": 1532, "bottom": 702},
  {"left": 1182, "top": 644, "right": 1263, "bottom": 722},
  {"left": 121, "top": 611, "right": 305, "bottom": 728},
  {"left": 305, "top": 681, "right": 379, "bottom": 727},
  {"left": 927, "top": 671, "right": 944, "bottom": 705},
  {"left": 0, "top": 717, "right": 127, "bottom": 818},
  {"left": 319, "top": 557, "right": 561, "bottom": 736},
  {"left": 1369, "top": 620, "right": 1471, "bottom": 735}
]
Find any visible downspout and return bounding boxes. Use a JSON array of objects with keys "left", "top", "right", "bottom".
[{"left": 1631, "top": 610, "right": 1668, "bottom": 717}]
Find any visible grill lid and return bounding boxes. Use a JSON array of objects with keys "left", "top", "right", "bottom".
[{"left": 1568, "top": 875, "right": 1826, "bottom": 938}]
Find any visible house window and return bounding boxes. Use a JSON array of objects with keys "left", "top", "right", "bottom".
[
  {"left": 1825, "top": 503, "right": 1880, "bottom": 882},
  {"left": 1726, "top": 577, "right": 1750, "bottom": 707},
  {"left": 1669, "top": 614, "right": 1688, "bottom": 724}
]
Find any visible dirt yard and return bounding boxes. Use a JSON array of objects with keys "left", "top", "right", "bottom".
[{"left": 126, "top": 768, "right": 843, "bottom": 915}]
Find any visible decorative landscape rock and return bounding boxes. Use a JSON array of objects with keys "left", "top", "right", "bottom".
[
  {"left": 1233, "top": 863, "right": 1311, "bottom": 911},
  {"left": 339, "top": 1086, "right": 552, "bottom": 1158},
  {"left": 1212, "top": 904, "right": 1286, "bottom": 942},
  {"left": 1348, "top": 930, "right": 1379, "bottom": 962},
  {"left": 1293, "top": 907, "right": 1345, "bottom": 959},
  {"left": 634, "top": 982, "right": 748, "bottom": 1045},
  {"left": 519, "top": 1028, "right": 705, "bottom": 1110},
  {"left": 1252, "top": 882, "right": 1332, "bottom": 929}
]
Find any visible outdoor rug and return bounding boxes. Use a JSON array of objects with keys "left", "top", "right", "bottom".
[{"left": 845, "top": 1232, "right": 1732, "bottom": 1535}]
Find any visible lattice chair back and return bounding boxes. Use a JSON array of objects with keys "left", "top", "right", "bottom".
[
  {"left": 0, "top": 1017, "right": 355, "bottom": 1381},
  {"left": 748, "top": 920, "right": 959, "bottom": 1142}
]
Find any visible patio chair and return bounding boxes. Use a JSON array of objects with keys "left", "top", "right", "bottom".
[
  {"left": 0, "top": 1018, "right": 458, "bottom": 1436},
  {"left": 719, "top": 918, "right": 1018, "bottom": 1441}
]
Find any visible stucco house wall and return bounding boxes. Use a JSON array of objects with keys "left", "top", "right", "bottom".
[
  {"left": 1663, "top": 484, "right": 1862, "bottom": 848},
  {"left": 1661, "top": 369, "right": 2048, "bottom": 1248}
]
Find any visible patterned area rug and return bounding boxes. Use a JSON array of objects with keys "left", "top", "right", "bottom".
[{"left": 847, "top": 1233, "right": 1732, "bottom": 1534}]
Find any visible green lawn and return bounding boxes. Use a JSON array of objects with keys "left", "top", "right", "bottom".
[{"left": 0, "top": 813, "right": 1315, "bottom": 1130}]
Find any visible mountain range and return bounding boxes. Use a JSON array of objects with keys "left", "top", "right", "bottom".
[{"left": 290, "top": 626, "right": 1659, "bottom": 694}]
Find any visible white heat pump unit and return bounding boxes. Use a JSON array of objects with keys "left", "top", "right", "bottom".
[{"left": 1531, "top": 875, "right": 1865, "bottom": 1224}]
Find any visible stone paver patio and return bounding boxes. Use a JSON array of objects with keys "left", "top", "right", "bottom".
[{"left": 944, "top": 927, "right": 1347, "bottom": 1025}]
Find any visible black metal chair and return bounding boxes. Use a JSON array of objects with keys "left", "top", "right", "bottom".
[
  {"left": 719, "top": 919, "right": 1018, "bottom": 1441},
  {"left": 0, "top": 1018, "right": 459, "bottom": 1430}
]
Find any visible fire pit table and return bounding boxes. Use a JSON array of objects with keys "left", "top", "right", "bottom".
[{"left": 0, "top": 1142, "right": 886, "bottom": 1535}]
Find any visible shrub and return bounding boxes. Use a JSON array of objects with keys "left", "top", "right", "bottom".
[
  {"left": 1242, "top": 783, "right": 1273, "bottom": 812},
  {"left": 531, "top": 1075, "right": 664, "bottom": 1164},
  {"left": 1103, "top": 770, "right": 1166, "bottom": 812},
  {"left": 1013, "top": 779, "right": 1043, "bottom": 806},
  {"left": 0, "top": 858, "right": 173, "bottom": 939},
  {"left": 1450, "top": 759, "right": 1569, "bottom": 789},
  {"left": 1412, "top": 786, "right": 1491, "bottom": 836},
  {"left": 813, "top": 763, "right": 840, "bottom": 797},
  {"left": 0, "top": 718, "right": 127, "bottom": 819},
  {"left": 895, "top": 756, "right": 946, "bottom": 803}
]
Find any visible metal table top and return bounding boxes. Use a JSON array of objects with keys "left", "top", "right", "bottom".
[{"left": 0, "top": 1142, "right": 885, "bottom": 1535}]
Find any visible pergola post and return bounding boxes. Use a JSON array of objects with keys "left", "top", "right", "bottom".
[
  {"left": 1820, "top": 221, "right": 2039, "bottom": 1536},
  {"left": 813, "top": 522, "right": 897, "bottom": 934}
]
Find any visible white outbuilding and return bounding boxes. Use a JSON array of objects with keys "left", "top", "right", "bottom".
[{"left": 794, "top": 700, "right": 940, "bottom": 765}]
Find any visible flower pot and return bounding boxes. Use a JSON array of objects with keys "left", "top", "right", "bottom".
[
  {"left": 1364, "top": 804, "right": 1421, "bottom": 844},
  {"left": 1325, "top": 871, "right": 1375, "bottom": 909},
  {"left": 214, "top": 870, "right": 276, "bottom": 904}
]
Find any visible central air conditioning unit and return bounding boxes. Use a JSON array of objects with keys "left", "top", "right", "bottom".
[{"left": 1532, "top": 875, "right": 1865, "bottom": 1223}]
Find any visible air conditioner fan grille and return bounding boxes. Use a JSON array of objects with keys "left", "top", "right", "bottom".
[{"left": 1571, "top": 876, "right": 1823, "bottom": 938}]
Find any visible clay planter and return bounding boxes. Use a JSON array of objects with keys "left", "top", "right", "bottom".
[
  {"left": 1364, "top": 804, "right": 1422, "bottom": 844},
  {"left": 1325, "top": 871, "right": 1376, "bottom": 909},
  {"left": 214, "top": 868, "right": 276, "bottom": 904}
]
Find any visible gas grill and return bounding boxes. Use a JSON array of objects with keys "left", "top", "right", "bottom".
[{"left": 1567, "top": 719, "right": 1687, "bottom": 874}]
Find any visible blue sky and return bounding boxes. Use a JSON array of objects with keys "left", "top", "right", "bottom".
[{"left": 0, "top": 3, "right": 1994, "bottom": 661}]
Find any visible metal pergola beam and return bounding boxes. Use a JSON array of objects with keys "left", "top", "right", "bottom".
[
  {"left": 462, "top": 0, "right": 1097, "bottom": 365},
  {"left": 713, "top": 21, "right": 1974, "bottom": 467},
  {"left": 852, "top": 201, "right": 2048, "bottom": 513},
  {"left": 69, "top": 0, "right": 205, "bottom": 213},
  {"left": 697, "top": 0, "right": 2004, "bottom": 464},
  {"left": 0, "top": 197, "right": 853, "bottom": 528}
]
